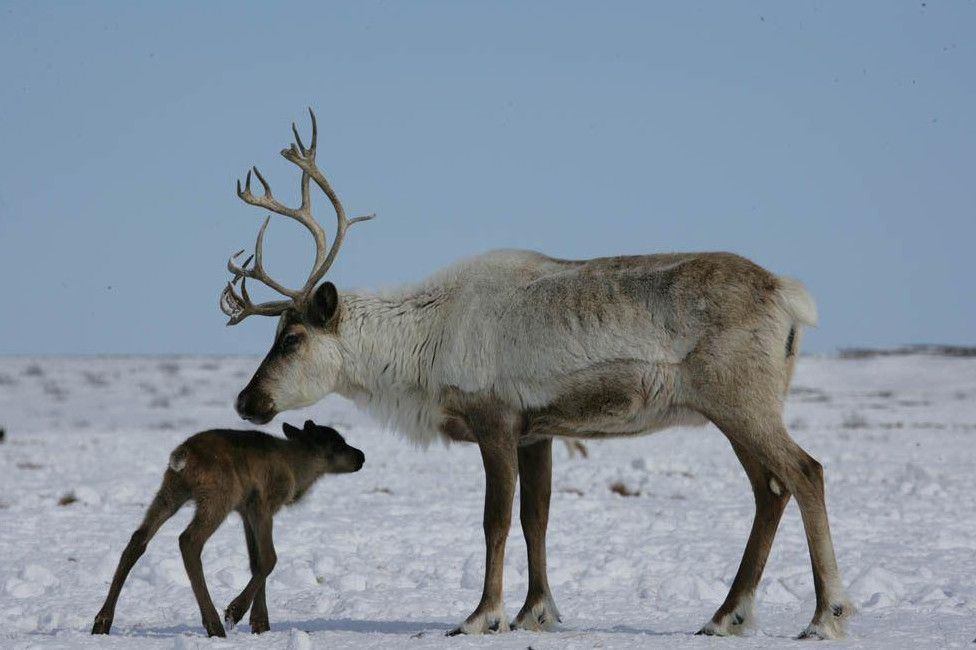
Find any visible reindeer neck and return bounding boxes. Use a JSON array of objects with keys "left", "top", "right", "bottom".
[
  {"left": 335, "top": 287, "right": 448, "bottom": 403},
  {"left": 281, "top": 442, "right": 325, "bottom": 500}
]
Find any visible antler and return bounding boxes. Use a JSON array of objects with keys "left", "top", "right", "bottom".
[
  {"left": 220, "top": 274, "right": 293, "bottom": 326},
  {"left": 279, "top": 109, "right": 376, "bottom": 295},
  {"left": 219, "top": 108, "right": 374, "bottom": 325}
]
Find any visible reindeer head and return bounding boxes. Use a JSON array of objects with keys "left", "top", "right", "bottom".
[
  {"left": 282, "top": 420, "right": 365, "bottom": 474},
  {"left": 220, "top": 109, "right": 373, "bottom": 424}
]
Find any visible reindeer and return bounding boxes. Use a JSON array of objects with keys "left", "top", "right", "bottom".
[
  {"left": 218, "top": 109, "right": 852, "bottom": 640},
  {"left": 91, "top": 420, "right": 364, "bottom": 637}
]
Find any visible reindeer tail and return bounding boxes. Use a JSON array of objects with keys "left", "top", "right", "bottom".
[
  {"left": 775, "top": 276, "right": 818, "bottom": 327},
  {"left": 168, "top": 447, "right": 188, "bottom": 472}
]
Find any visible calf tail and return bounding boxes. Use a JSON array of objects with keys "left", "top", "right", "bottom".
[{"left": 168, "top": 447, "right": 188, "bottom": 472}]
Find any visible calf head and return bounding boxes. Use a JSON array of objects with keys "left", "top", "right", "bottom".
[{"left": 282, "top": 419, "right": 365, "bottom": 474}]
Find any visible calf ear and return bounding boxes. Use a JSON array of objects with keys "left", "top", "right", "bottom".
[
  {"left": 307, "top": 282, "right": 339, "bottom": 328},
  {"left": 282, "top": 422, "right": 303, "bottom": 440}
]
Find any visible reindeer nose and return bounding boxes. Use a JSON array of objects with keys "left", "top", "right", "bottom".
[
  {"left": 236, "top": 390, "right": 275, "bottom": 424},
  {"left": 353, "top": 449, "right": 365, "bottom": 471}
]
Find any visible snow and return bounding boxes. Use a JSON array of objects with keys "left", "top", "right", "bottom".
[{"left": 0, "top": 354, "right": 974, "bottom": 648}]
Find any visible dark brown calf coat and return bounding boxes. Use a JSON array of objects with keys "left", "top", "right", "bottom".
[{"left": 91, "top": 422, "right": 363, "bottom": 637}]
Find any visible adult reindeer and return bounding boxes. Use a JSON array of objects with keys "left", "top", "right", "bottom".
[{"left": 220, "top": 109, "right": 851, "bottom": 640}]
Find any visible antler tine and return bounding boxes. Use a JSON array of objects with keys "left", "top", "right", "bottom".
[
  {"left": 292, "top": 122, "right": 307, "bottom": 156},
  {"left": 308, "top": 106, "right": 317, "bottom": 152},
  {"left": 219, "top": 277, "right": 292, "bottom": 326},
  {"left": 251, "top": 166, "right": 272, "bottom": 197}
]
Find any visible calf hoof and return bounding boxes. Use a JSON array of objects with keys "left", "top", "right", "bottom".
[
  {"left": 91, "top": 616, "right": 112, "bottom": 635},
  {"left": 250, "top": 619, "right": 270, "bottom": 634},
  {"left": 447, "top": 604, "right": 510, "bottom": 636},
  {"left": 224, "top": 600, "right": 248, "bottom": 629},
  {"left": 204, "top": 619, "right": 227, "bottom": 638}
]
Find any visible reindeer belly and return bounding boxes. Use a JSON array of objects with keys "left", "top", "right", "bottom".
[
  {"left": 522, "top": 360, "right": 707, "bottom": 439},
  {"left": 433, "top": 360, "right": 707, "bottom": 445}
]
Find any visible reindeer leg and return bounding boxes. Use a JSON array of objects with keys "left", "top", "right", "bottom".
[
  {"left": 221, "top": 510, "right": 267, "bottom": 632},
  {"left": 448, "top": 430, "right": 518, "bottom": 635},
  {"left": 716, "top": 413, "right": 851, "bottom": 640},
  {"left": 513, "top": 438, "right": 561, "bottom": 631},
  {"left": 179, "top": 505, "right": 229, "bottom": 637},
  {"left": 698, "top": 441, "right": 789, "bottom": 636},
  {"left": 244, "top": 513, "right": 271, "bottom": 633},
  {"left": 92, "top": 478, "right": 188, "bottom": 635},
  {"left": 225, "top": 507, "right": 276, "bottom": 633}
]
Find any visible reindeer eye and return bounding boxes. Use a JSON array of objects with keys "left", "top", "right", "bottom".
[{"left": 281, "top": 332, "right": 302, "bottom": 352}]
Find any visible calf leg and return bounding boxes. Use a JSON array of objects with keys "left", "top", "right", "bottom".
[
  {"left": 179, "top": 505, "right": 229, "bottom": 637},
  {"left": 244, "top": 514, "right": 271, "bottom": 633},
  {"left": 224, "top": 508, "right": 276, "bottom": 632},
  {"left": 448, "top": 432, "right": 518, "bottom": 635},
  {"left": 513, "top": 438, "right": 561, "bottom": 631},
  {"left": 92, "top": 476, "right": 188, "bottom": 635},
  {"left": 698, "top": 441, "right": 790, "bottom": 636}
]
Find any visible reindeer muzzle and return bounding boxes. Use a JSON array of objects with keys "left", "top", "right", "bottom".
[{"left": 236, "top": 390, "right": 276, "bottom": 424}]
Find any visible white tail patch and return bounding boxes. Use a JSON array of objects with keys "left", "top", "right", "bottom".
[
  {"left": 775, "top": 277, "right": 818, "bottom": 326},
  {"left": 168, "top": 449, "right": 187, "bottom": 472}
]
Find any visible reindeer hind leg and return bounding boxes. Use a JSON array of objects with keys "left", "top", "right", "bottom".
[
  {"left": 698, "top": 441, "right": 790, "bottom": 636},
  {"left": 92, "top": 472, "right": 189, "bottom": 634},
  {"left": 713, "top": 411, "right": 851, "bottom": 639}
]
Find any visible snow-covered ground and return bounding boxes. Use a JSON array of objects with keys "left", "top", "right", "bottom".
[{"left": 0, "top": 354, "right": 974, "bottom": 649}]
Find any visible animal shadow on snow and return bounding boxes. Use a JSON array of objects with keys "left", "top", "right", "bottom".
[{"left": 112, "top": 617, "right": 448, "bottom": 638}]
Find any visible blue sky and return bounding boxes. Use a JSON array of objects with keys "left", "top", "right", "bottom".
[{"left": 0, "top": 1, "right": 973, "bottom": 354}]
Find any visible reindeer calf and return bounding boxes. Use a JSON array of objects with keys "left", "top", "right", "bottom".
[{"left": 92, "top": 420, "right": 364, "bottom": 637}]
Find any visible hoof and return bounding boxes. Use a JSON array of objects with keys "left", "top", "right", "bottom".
[
  {"left": 797, "top": 602, "right": 853, "bottom": 641},
  {"left": 91, "top": 617, "right": 112, "bottom": 635},
  {"left": 698, "top": 599, "right": 753, "bottom": 637},
  {"left": 797, "top": 626, "right": 829, "bottom": 640},
  {"left": 513, "top": 593, "right": 561, "bottom": 632},
  {"left": 447, "top": 605, "right": 510, "bottom": 636},
  {"left": 204, "top": 619, "right": 227, "bottom": 638},
  {"left": 797, "top": 622, "right": 844, "bottom": 641},
  {"left": 250, "top": 619, "right": 270, "bottom": 634},
  {"left": 224, "top": 601, "right": 248, "bottom": 629}
]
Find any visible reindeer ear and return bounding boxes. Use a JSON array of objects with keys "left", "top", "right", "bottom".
[
  {"left": 304, "top": 419, "right": 315, "bottom": 431},
  {"left": 282, "top": 422, "right": 303, "bottom": 440},
  {"left": 307, "top": 282, "right": 338, "bottom": 328}
]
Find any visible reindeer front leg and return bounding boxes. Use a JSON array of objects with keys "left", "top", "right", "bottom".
[{"left": 448, "top": 430, "right": 518, "bottom": 635}]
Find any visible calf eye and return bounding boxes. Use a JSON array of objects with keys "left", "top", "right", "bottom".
[{"left": 281, "top": 332, "right": 302, "bottom": 352}]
